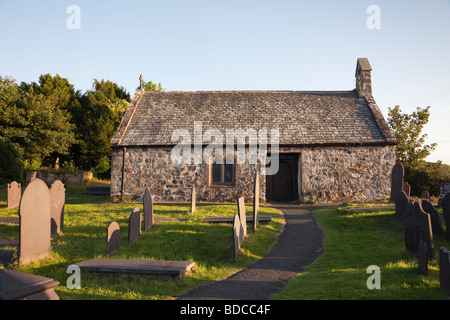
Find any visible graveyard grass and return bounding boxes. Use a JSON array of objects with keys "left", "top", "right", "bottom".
[
  {"left": 0, "top": 183, "right": 284, "bottom": 300},
  {"left": 272, "top": 202, "right": 450, "bottom": 300}
]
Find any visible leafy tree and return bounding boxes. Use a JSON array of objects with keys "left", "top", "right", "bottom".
[
  {"left": 71, "top": 79, "right": 130, "bottom": 178},
  {"left": 387, "top": 105, "right": 437, "bottom": 169},
  {"left": 0, "top": 76, "right": 75, "bottom": 171},
  {"left": 138, "top": 76, "right": 164, "bottom": 91}
]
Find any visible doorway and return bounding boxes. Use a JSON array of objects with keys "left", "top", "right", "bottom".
[{"left": 266, "top": 153, "right": 299, "bottom": 202}]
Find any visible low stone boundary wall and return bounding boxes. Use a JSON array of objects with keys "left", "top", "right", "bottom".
[{"left": 26, "top": 170, "right": 92, "bottom": 186}]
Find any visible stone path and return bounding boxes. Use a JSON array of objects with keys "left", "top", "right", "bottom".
[{"left": 177, "top": 204, "right": 325, "bottom": 300}]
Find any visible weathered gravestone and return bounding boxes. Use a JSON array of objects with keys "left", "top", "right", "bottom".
[
  {"left": 421, "top": 199, "right": 444, "bottom": 236},
  {"left": 18, "top": 178, "right": 51, "bottom": 265},
  {"left": 7, "top": 181, "right": 21, "bottom": 209},
  {"left": 253, "top": 170, "right": 260, "bottom": 233},
  {"left": 128, "top": 207, "right": 141, "bottom": 245},
  {"left": 143, "top": 187, "right": 154, "bottom": 232},
  {"left": 403, "top": 200, "right": 434, "bottom": 258},
  {"left": 0, "top": 269, "right": 59, "bottom": 300},
  {"left": 442, "top": 193, "right": 450, "bottom": 241},
  {"left": 390, "top": 162, "right": 404, "bottom": 201},
  {"left": 106, "top": 221, "right": 120, "bottom": 256},
  {"left": 421, "top": 191, "right": 430, "bottom": 199},
  {"left": 439, "top": 247, "right": 450, "bottom": 296},
  {"left": 232, "top": 214, "right": 242, "bottom": 260},
  {"left": 190, "top": 186, "right": 196, "bottom": 214},
  {"left": 237, "top": 196, "right": 247, "bottom": 238},
  {"left": 395, "top": 190, "right": 409, "bottom": 222},
  {"left": 402, "top": 181, "right": 411, "bottom": 197},
  {"left": 418, "top": 240, "right": 428, "bottom": 275},
  {"left": 50, "top": 180, "right": 65, "bottom": 235}
]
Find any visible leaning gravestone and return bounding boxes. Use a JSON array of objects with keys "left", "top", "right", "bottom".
[
  {"left": 232, "top": 214, "right": 242, "bottom": 260},
  {"left": 402, "top": 181, "right": 411, "bottom": 197},
  {"left": 421, "top": 199, "right": 444, "bottom": 236},
  {"left": 418, "top": 241, "right": 428, "bottom": 275},
  {"left": 390, "top": 162, "right": 404, "bottom": 201},
  {"left": 19, "top": 178, "right": 51, "bottom": 265},
  {"left": 128, "top": 207, "right": 142, "bottom": 245},
  {"left": 416, "top": 200, "right": 434, "bottom": 259},
  {"left": 190, "top": 186, "right": 196, "bottom": 214},
  {"left": 143, "top": 187, "right": 154, "bottom": 232},
  {"left": 439, "top": 247, "right": 450, "bottom": 296},
  {"left": 50, "top": 180, "right": 65, "bottom": 235},
  {"left": 106, "top": 221, "right": 120, "bottom": 256},
  {"left": 395, "top": 190, "right": 409, "bottom": 222},
  {"left": 7, "top": 181, "right": 21, "bottom": 209},
  {"left": 237, "top": 196, "right": 247, "bottom": 238},
  {"left": 252, "top": 170, "right": 260, "bottom": 233},
  {"left": 442, "top": 193, "right": 450, "bottom": 241}
]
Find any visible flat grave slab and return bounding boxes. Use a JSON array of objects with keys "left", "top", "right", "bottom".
[
  {"left": 71, "top": 258, "right": 195, "bottom": 280},
  {"left": 0, "top": 269, "right": 59, "bottom": 300},
  {"left": 203, "top": 215, "right": 271, "bottom": 224}
]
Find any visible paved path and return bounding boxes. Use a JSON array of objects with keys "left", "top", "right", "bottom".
[{"left": 177, "top": 204, "right": 325, "bottom": 300}]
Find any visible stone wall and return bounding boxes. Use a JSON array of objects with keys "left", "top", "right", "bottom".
[
  {"left": 300, "top": 145, "right": 395, "bottom": 203},
  {"left": 26, "top": 170, "right": 93, "bottom": 186},
  {"left": 111, "top": 145, "right": 395, "bottom": 204},
  {"left": 111, "top": 147, "right": 265, "bottom": 202}
]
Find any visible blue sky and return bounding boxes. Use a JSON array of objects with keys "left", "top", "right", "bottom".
[{"left": 1, "top": 0, "right": 450, "bottom": 164}]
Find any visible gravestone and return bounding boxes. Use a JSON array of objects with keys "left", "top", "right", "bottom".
[
  {"left": 50, "top": 180, "right": 65, "bottom": 235},
  {"left": 143, "top": 187, "right": 154, "bottom": 232},
  {"left": 402, "top": 181, "right": 411, "bottom": 197},
  {"left": 421, "top": 199, "right": 444, "bottom": 236},
  {"left": 439, "top": 247, "right": 450, "bottom": 296},
  {"left": 7, "top": 181, "right": 21, "bottom": 209},
  {"left": 403, "top": 200, "right": 419, "bottom": 255},
  {"left": 418, "top": 240, "right": 428, "bottom": 275},
  {"left": 232, "top": 214, "right": 242, "bottom": 260},
  {"left": 237, "top": 196, "right": 247, "bottom": 238},
  {"left": 442, "top": 193, "right": 450, "bottom": 241},
  {"left": 18, "top": 178, "right": 51, "bottom": 265},
  {"left": 106, "top": 221, "right": 120, "bottom": 256},
  {"left": 390, "top": 162, "right": 404, "bottom": 201},
  {"left": 128, "top": 207, "right": 141, "bottom": 245},
  {"left": 395, "top": 190, "right": 409, "bottom": 222},
  {"left": 0, "top": 269, "right": 59, "bottom": 300},
  {"left": 252, "top": 170, "right": 260, "bottom": 233},
  {"left": 190, "top": 186, "right": 196, "bottom": 213},
  {"left": 416, "top": 201, "right": 434, "bottom": 259},
  {"left": 421, "top": 191, "right": 430, "bottom": 199}
]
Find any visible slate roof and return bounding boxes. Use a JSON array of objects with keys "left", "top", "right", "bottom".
[{"left": 111, "top": 89, "right": 395, "bottom": 147}]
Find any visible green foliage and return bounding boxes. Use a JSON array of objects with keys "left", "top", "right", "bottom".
[
  {"left": 387, "top": 105, "right": 449, "bottom": 196},
  {"left": 0, "top": 138, "right": 24, "bottom": 184},
  {"left": 387, "top": 105, "right": 437, "bottom": 169},
  {"left": 138, "top": 77, "right": 164, "bottom": 92},
  {"left": 0, "top": 73, "right": 163, "bottom": 183},
  {"left": 71, "top": 79, "right": 131, "bottom": 178}
]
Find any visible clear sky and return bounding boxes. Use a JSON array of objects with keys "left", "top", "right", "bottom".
[{"left": 1, "top": 0, "right": 449, "bottom": 164}]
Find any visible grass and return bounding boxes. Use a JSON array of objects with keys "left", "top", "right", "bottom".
[
  {"left": 0, "top": 183, "right": 284, "bottom": 300},
  {"left": 272, "top": 201, "right": 450, "bottom": 300}
]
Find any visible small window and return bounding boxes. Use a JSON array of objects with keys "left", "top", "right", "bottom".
[{"left": 210, "top": 154, "right": 236, "bottom": 187}]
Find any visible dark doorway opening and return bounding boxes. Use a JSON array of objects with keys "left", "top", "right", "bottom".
[{"left": 266, "top": 153, "right": 299, "bottom": 202}]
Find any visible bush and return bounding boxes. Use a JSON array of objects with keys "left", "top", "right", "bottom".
[{"left": 405, "top": 161, "right": 450, "bottom": 197}]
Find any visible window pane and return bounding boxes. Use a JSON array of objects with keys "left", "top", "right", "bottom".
[
  {"left": 212, "top": 163, "right": 221, "bottom": 184},
  {"left": 224, "top": 163, "right": 233, "bottom": 183}
]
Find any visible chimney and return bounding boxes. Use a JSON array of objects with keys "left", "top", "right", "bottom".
[{"left": 355, "top": 58, "right": 372, "bottom": 98}]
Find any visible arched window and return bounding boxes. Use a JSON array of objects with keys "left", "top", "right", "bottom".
[{"left": 209, "top": 153, "right": 236, "bottom": 187}]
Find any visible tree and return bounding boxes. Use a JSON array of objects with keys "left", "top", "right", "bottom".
[
  {"left": 0, "top": 75, "right": 75, "bottom": 170},
  {"left": 387, "top": 105, "right": 437, "bottom": 169},
  {"left": 70, "top": 79, "right": 130, "bottom": 178},
  {"left": 138, "top": 76, "right": 164, "bottom": 92}
]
